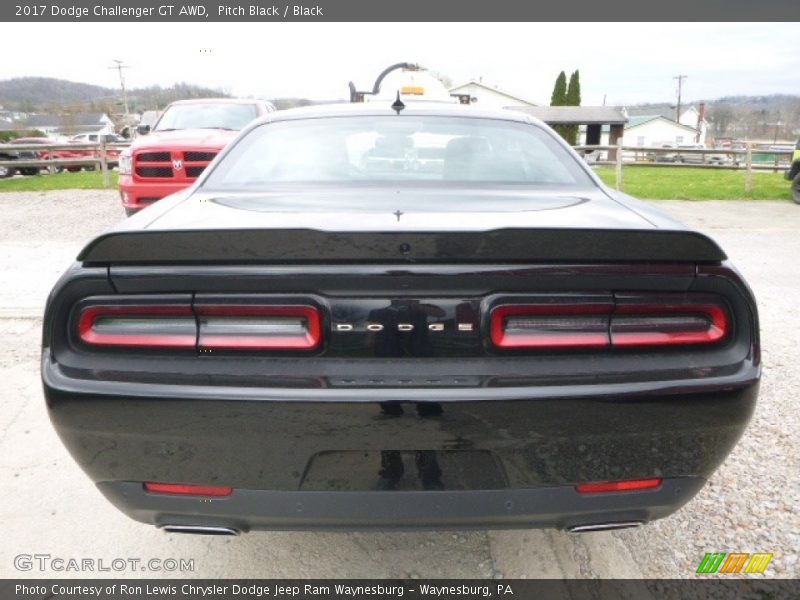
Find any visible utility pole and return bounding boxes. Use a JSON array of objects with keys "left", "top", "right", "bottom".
[
  {"left": 109, "top": 59, "right": 130, "bottom": 118},
  {"left": 673, "top": 75, "right": 687, "bottom": 123}
]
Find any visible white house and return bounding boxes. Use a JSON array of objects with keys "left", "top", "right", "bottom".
[
  {"left": 448, "top": 80, "right": 537, "bottom": 110},
  {"left": 622, "top": 115, "right": 701, "bottom": 148}
]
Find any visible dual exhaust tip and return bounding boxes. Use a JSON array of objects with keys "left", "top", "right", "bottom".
[
  {"left": 567, "top": 521, "right": 643, "bottom": 533},
  {"left": 161, "top": 525, "right": 240, "bottom": 536},
  {"left": 159, "top": 521, "right": 643, "bottom": 536}
]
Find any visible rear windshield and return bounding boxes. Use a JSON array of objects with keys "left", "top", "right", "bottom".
[
  {"left": 203, "top": 116, "right": 594, "bottom": 188},
  {"left": 155, "top": 103, "right": 258, "bottom": 131}
]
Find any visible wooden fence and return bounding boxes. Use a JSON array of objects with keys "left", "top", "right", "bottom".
[
  {"left": 0, "top": 140, "right": 131, "bottom": 188},
  {"left": 574, "top": 142, "right": 793, "bottom": 192}
]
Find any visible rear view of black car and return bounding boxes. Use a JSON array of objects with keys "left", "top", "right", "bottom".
[{"left": 42, "top": 101, "right": 760, "bottom": 535}]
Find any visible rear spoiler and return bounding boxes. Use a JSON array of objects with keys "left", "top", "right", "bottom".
[{"left": 78, "top": 228, "right": 726, "bottom": 264}]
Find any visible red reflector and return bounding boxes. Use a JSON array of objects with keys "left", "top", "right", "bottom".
[
  {"left": 143, "top": 482, "right": 233, "bottom": 497},
  {"left": 575, "top": 478, "right": 663, "bottom": 494},
  {"left": 490, "top": 303, "right": 612, "bottom": 349},
  {"left": 196, "top": 304, "right": 321, "bottom": 351},
  {"left": 77, "top": 304, "right": 196, "bottom": 348}
]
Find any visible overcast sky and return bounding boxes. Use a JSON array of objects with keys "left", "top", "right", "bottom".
[{"left": 5, "top": 22, "right": 798, "bottom": 105}]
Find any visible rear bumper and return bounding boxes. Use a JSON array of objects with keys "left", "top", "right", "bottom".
[
  {"left": 44, "top": 353, "right": 758, "bottom": 530},
  {"left": 98, "top": 478, "right": 705, "bottom": 532}
]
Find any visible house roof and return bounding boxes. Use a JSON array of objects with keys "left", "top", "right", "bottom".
[
  {"left": 449, "top": 80, "right": 538, "bottom": 107},
  {"left": 508, "top": 106, "right": 628, "bottom": 125},
  {"left": 625, "top": 115, "right": 698, "bottom": 133},
  {"left": 24, "top": 112, "right": 110, "bottom": 128},
  {"left": 626, "top": 105, "right": 708, "bottom": 124}
]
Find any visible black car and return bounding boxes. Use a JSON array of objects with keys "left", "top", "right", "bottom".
[{"left": 43, "top": 102, "right": 760, "bottom": 535}]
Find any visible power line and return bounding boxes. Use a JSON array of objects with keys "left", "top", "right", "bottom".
[
  {"left": 673, "top": 75, "right": 688, "bottom": 123},
  {"left": 109, "top": 59, "right": 130, "bottom": 117}
]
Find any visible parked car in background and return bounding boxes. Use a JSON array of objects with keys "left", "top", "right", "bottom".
[
  {"left": 6, "top": 137, "right": 41, "bottom": 175},
  {"left": 118, "top": 98, "right": 275, "bottom": 215},
  {"left": 68, "top": 133, "right": 125, "bottom": 171},
  {"left": 44, "top": 99, "right": 760, "bottom": 534},
  {"left": 786, "top": 139, "right": 800, "bottom": 204}
]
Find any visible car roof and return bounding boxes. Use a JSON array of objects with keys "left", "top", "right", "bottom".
[{"left": 262, "top": 101, "right": 540, "bottom": 126}]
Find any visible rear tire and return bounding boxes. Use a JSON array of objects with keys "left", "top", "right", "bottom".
[
  {"left": 0, "top": 164, "right": 15, "bottom": 178},
  {"left": 792, "top": 173, "right": 800, "bottom": 205}
]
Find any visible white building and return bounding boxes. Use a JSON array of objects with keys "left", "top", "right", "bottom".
[
  {"left": 448, "top": 80, "right": 537, "bottom": 110},
  {"left": 623, "top": 115, "right": 702, "bottom": 148}
]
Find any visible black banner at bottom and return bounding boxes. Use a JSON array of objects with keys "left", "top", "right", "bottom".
[{"left": 1, "top": 579, "right": 798, "bottom": 600}]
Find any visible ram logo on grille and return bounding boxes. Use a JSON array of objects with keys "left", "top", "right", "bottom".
[{"left": 172, "top": 159, "right": 183, "bottom": 170}]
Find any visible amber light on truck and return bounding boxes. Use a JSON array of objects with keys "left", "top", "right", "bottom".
[{"left": 490, "top": 294, "right": 729, "bottom": 350}]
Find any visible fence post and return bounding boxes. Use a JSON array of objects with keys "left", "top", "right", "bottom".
[
  {"left": 100, "top": 138, "right": 109, "bottom": 188},
  {"left": 615, "top": 143, "right": 624, "bottom": 191},
  {"left": 48, "top": 145, "right": 56, "bottom": 175},
  {"left": 745, "top": 142, "right": 753, "bottom": 194}
]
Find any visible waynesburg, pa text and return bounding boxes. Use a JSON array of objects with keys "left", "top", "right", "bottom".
[{"left": 16, "top": 584, "right": 512, "bottom": 598}]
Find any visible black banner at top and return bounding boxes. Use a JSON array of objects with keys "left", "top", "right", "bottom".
[{"left": 1, "top": 0, "right": 797, "bottom": 22}]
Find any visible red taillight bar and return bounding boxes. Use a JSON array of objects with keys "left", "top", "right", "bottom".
[
  {"left": 77, "top": 301, "right": 323, "bottom": 351},
  {"left": 196, "top": 304, "right": 321, "bottom": 350},
  {"left": 610, "top": 301, "right": 728, "bottom": 347},
  {"left": 143, "top": 482, "right": 233, "bottom": 497},
  {"left": 490, "top": 294, "right": 729, "bottom": 350},
  {"left": 490, "top": 303, "right": 612, "bottom": 349},
  {"left": 77, "top": 304, "right": 196, "bottom": 348},
  {"left": 575, "top": 478, "right": 663, "bottom": 494}
]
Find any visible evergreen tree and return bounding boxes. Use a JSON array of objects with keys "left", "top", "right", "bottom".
[
  {"left": 550, "top": 71, "right": 567, "bottom": 107},
  {"left": 565, "top": 70, "right": 582, "bottom": 145},
  {"left": 550, "top": 71, "right": 568, "bottom": 140}
]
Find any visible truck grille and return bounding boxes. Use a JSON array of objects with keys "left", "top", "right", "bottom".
[
  {"left": 134, "top": 150, "right": 218, "bottom": 181},
  {"left": 184, "top": 151, "right": 217, "bottom": 162},
  {"left": 137, "top": 167, "right": 173, "bottom": 178},
  {"left": 137, "top": 152, "right": 170, "bottom": 162}
]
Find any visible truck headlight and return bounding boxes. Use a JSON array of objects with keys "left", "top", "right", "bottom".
[{"left": 119, "top": 151, "right": 132, "bottom": 175}]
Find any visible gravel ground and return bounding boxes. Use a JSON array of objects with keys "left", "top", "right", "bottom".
[{"left": 0, "top": 190, "right": 797, "bottom": 580}]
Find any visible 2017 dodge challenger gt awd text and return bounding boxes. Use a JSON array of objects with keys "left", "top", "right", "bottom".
[{"left": 42, "top": 100, "right": 759, "bottom": 535}]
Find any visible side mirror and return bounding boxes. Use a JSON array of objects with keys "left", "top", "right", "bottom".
[
  {"left": 120, "top": 127, "right": 131, "bottom": 140},
  {"left": 136, "top": 124, "right": 151, "bottom": 136}
]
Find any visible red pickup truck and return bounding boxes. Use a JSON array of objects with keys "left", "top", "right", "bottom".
[{"left": 119, "top": 98, "right": 275, "bottom": 215}]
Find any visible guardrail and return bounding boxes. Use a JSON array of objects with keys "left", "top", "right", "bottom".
[
  {"left": 0, "top": 140, "right": 131, "bottom": 188},
  {"left": 574, "top": 143, "right": 793, "bottom": 192}
]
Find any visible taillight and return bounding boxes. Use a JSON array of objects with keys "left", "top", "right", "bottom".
[
  {"left": 490, "top": 302, "right": 612, "bottom": 349},
  {"left": 610, "top": 295, "right": 729, "bottom": 346},
  {"left": 490, "top": 294, "right": 729, "bottom": 350},
  {"left": 143, "top": 482, "right": 233, "bottom": 497},
  {"left": 77, "top": 304, "right": 196, "bottom": 348},
  {"left": 76, "top": 299, "right": 323, "bottom": 351},
  {"left": 196, "top": 305, "right": 321, "bottom": 351},
  {"left": 575, "top": 478, "right": 663, "bottom": 494}
]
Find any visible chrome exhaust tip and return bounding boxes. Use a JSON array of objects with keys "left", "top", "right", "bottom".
[
  {"left": 567, "top": 521, "right": 643, "bottom": 533},
  {"left": 160, "top": 525, "right": 240, "bottom": 536}
]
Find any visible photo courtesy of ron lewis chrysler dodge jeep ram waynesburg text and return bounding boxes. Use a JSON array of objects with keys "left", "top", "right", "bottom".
[{"left": 43, "top": 90, "right": 759, "bottom": 535}]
